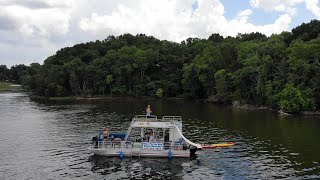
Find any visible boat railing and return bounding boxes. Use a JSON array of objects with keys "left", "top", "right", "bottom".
[
  {"left": 162, "top": 116, "right": 182, "bottom": 122},
  {"left": 173, "top": 143, "right": 185, "bottom": 150},
  {"left": 133, "top": 115, "right": 158, "bottom": 122},
  {"left": 132, "top": 115, "right": 182, "bottom": 122},
  {"left": 94, "top": 140, "right": 133, "bottom": 150},
  {"left": 94, "top": 140, "right": 188, "bottom": 152},
  {"left": 163, "top": 142, "right": 187, "bottom": 151},
  {"left": 163, "top": 142, "right": 170, "bottom": 150}
]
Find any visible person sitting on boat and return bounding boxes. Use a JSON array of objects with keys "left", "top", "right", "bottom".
[
  {"left": 143, "top": 132, "right": 149, "bottom": 142},
  {"left": 146, "top": 105, "right": 152, "bottom": 119},
  {"left": 111, "top": 135, "right": 121, "bottom": 147},
  {"left": 112, "top": 135, "right": 121, "bottom": 142},
  {"left": 149, "top": 131, "right": 156, "bottom": 142}
]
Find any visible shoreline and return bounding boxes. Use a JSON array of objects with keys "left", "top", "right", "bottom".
[
  {"left": 29, "top": 95, "right": 320, "bottom": 116},
  {"left": 230, "top": 101, "right": 320, "bottom": 116},
  {"left": 30, "top": 95, "right": 186, "bottom": 101},
  {"left": 0, "top": 82, "right": 23, "bottom": 91}
]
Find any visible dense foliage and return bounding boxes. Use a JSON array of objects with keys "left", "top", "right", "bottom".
[{"left": 2, "top": 20, "right": 320, "bottom": 112}]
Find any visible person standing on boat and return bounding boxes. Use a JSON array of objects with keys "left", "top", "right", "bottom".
[
  {"left": 146, "top": 105, "right": 152, "bottom": 118},
  {"left": 102, "top": 127, "right": 109, "bottom": 139}
]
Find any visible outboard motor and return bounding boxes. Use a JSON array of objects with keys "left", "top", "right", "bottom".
[
  {"left": 189, "top": 146, "right": 198, "bottom": 160},
  {"left": 92, "top": 136, "right": 98, "bottom": 147}
]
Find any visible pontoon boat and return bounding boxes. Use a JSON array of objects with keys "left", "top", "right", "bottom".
[{"left": 89, "top": 115, "right": 202, "bottom": 158}]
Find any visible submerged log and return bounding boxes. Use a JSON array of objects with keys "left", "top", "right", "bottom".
[{"left": 278, "top": 109, "right": 291, "bottom": 116}]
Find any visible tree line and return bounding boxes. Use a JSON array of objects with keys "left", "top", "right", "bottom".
[{"left": 1, "top": 20, "right": 320, "bottom": 113}]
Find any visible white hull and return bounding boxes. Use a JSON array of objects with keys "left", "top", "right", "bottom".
[{"left": 88, "top": 147, "right": 190, "bottom": 158}]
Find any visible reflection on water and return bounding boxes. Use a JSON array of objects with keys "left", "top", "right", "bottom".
[
  {"left": 89, "top": 156, "right": 190, "bottom": 179},
  {"left": 0, "top": 93, "right": 319, "bottom": 179}
]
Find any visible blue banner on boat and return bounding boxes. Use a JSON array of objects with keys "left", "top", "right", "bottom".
[
  {"left": 142, "top": 142, "right": 163, "bottom": 150},
  {"left": 108, "top": 133, "right": 126, "bottom": 140}
]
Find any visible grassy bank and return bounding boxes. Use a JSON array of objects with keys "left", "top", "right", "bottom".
[{"left": 0, "top": 82, "right": 13, "bottom": 91}]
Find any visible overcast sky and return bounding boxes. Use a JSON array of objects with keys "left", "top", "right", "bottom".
[{"left": 0, "top": 0, "right": 319, "bottom": 67}]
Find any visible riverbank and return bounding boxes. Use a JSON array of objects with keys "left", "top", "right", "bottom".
[
  {"left": 30, "top": 95, "right": 186, "bottom": 101},
  {"left": 0, "top": 82, "right": 18, "bottom": 91},
  {"left": 0, "top": 82, "right": 12, "bottom": 91},
  {"left": 31, "top": 96, "right": 150, "bottom": 101},
  {"left": 0, "top": 82, "right": 24, "bottom": 92},
  {"left": 230, "top": 100, "right": 320, "bottom": 116},
  {"left": 231, "top": 101, "right": 273, "bottom": 111},
  {"left": 30, "top": 94, "right": 320, "bottom": 116}
]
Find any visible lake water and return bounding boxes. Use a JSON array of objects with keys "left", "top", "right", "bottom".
[{"left": 0, "top": 93, "right": 319, "bottom": 179}]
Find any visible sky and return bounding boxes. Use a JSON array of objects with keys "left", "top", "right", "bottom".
[{"left": 0, "top": 0, "right": 319, "bottom": 67}]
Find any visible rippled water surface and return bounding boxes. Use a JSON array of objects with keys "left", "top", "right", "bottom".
[{"left": 0, "top": 93, "right": 320, "bottom": 179}]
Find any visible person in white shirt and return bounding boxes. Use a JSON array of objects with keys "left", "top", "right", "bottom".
[{"left": 149, "top": 131, "right": 157, "bottom": 142}]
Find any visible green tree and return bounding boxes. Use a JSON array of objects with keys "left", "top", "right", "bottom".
[
  {"left": 214, "top": 69, "right": 233, "bottom": 103},
  {"left": 155, "top": 88, "right": 163, "bottom": 98},
  {"left": 277, "top": 84, "right": 315, "bottom": 112},
  {"left": 106, "top": 75, "right": 114, "bottom": 96},
  {"left": 12, "top": 21, "right": 320, "bottom": 112},
  {"left": 0, "top": 65, "right": 9, "bottom": 81}
]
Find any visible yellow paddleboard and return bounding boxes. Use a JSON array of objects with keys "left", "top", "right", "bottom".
[{"left": 212, "top": 142, "right": 235, "bottom": 147}]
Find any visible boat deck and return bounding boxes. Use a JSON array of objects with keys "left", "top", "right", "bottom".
[{"left": 89, "top": 141, "right": 190, "bottom": 158}]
